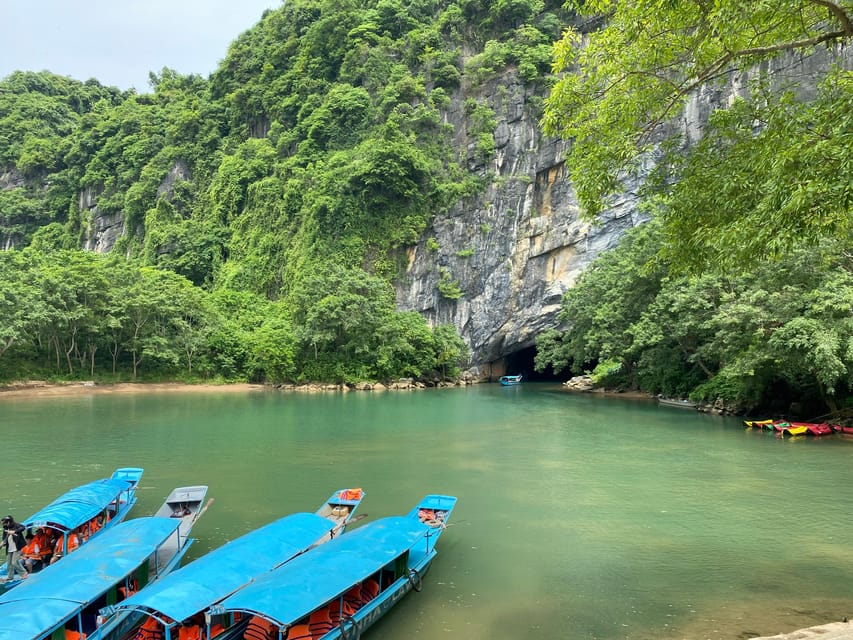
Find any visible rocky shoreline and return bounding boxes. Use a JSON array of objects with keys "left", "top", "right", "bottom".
[
  {"left": 0, "top": 377, "right": 479, "bottom": 399},
  {"left": 751, "top": 620, "right": 853, "bottom": 640}
]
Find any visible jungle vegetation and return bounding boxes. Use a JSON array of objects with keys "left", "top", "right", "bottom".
[
  {"left": 537, "top": 0, "right": 853, "bottom": 415},
  {"left": 0, "top": 0, "right": 567, "bottom": 384}
]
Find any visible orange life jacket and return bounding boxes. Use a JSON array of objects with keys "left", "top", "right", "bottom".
[
  {"left": 343, "top": 584, "right": 364, "bottom": 611},
  {"left": 338, "top": 488, "right": 363, "bottom": 501},
  {"left": 54, "top": 533, "right": 80, "bottom": 557},
  {"left": 64, "top": 630, "right": 87, "bottom": 640},
  {"left": 178, "top": 625, "right": 201, "bottom": 640},
  {"left": 89, "top": 517, "right": 102, "bottom": 535},
  {"left": 284, "top": 624, "right": 311, "bottom": 640},
  {"left": 134, "top": 617, "right": 165, "bottom": 640},
  {"left": 22, "top": 537, "right": 41, "bottom": 558},
  {"left": 418, "top": 508, "right": 435, "bottom": 521},
  {"left": 118, "top": 577, "right": 139, "bottom": 601},
  {"left": 361, "top": 578, "right": 380, "bottom": 603},
  {"left": 308, "top": 608, "right": 334, "bottom": 637}
]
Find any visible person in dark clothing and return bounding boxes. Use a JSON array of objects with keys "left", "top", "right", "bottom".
[{"left": 1, "top": 515, "right": 28, "bottom": 582}]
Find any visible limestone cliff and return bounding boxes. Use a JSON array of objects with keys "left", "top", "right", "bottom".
[{"left": 396, "top": 44, "right": 852, "bottom": 376}]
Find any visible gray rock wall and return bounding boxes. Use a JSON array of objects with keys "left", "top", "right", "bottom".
[
  {"left": 396, "top": 70, "right": 646, "bottom": 376},
  {"left": 396, "top": 43, "right": 852, "bottom": 375}
]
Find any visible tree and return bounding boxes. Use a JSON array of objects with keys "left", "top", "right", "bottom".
[
  {"left": 247, "top": 304, "right": 298, "bottom": 382},
  {"left": 0, "top": 251, "right": 40, "bottom": 361},
  {"left": 535, "top": 221, "right": 665, "bottom": 383},
  {"left": 543, "top": 0, "right": 853, "bottom": 266}
]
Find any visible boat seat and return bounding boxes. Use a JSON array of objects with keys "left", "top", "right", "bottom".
[
  {"left": 285, "top": 624, "right": 312, "bottom": 640},
  {"left": 244, "top": 616, "right": 276, "bottom": 640},
  {"left": 308, "top": 608, "right": 334, "bottom": 637},
  {"left": 360, "top": 579, "right": 380, "bottom": 603}
]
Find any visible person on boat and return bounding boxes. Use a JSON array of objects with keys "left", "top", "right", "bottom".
[
  {"left": 1, "top": 515, "right": 28, "bottom": 582},
  {"left": 86, "top": 514, "right": 104, "bottom": 538},
  {"left": 21, "top": 527, "right": 50, "bottom": 573},
  {"left": 51, "top": 529, "right": 80, "bottom": 564}
]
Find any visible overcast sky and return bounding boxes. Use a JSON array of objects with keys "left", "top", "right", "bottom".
[{"left": 0, "top": 0, "right": 281, "bottom": 92}]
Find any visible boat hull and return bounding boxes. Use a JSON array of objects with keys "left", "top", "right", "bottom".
[
  {"left": 658, "top": 398, "right": 697, "bottom": 409},
  {"left": 329, "top": 557, "right": 436, "bottom": 640}
]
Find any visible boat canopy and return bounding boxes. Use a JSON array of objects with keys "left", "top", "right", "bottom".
[
  {"left": 214, "top": 516, "right": 427, "bottom": 627},
  {"left": 0, "top": 517, "right": 180, "bottom": 640},
  {"left": 110, "top": 512, "right": 337, "bottom": 624},
  {"left": 24, "top": 477, "right": 135, "bottom": 531}
]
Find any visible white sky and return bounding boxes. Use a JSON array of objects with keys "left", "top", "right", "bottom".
[{"left": 0, "top": 0, "right": 282, "bottom": 92}]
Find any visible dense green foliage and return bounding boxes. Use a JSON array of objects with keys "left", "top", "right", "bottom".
[
  {"left": 543, "top": 0, "right": 853, "bottom": 270},
  {"left": 536, "top": 221, "right": 853, "bottom": 415},
  {"left": 536, "top": 0, "right": 853, "bottom": 414},
  {"left": 0, "top": 0, "right": 574, "bottom": 383},
  {"left": 3, "top": 0, "right": 850, "bottom": 411},
  {"left": 0, "top": 248, "right": 467, "bottom": 383}
]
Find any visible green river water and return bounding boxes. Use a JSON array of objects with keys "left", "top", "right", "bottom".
[{"left": 2, "top": 383, "right": 852, "bottom": 639}]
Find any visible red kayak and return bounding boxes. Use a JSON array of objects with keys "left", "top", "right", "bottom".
[
  {"left": 831, "top": 424, "right": 853, "bottom": 435},
  {"left": 787, "top": 422, "right": 835, "bottom": 436}
]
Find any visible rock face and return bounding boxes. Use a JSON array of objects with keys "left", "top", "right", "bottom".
[
  {"left": 396, "top": 44, "right": 853, "bottom": 375},
  {"left": 395, "top": 70, "right": 647, "bottom": 377}
]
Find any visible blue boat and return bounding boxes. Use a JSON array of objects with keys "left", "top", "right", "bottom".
[
  {"left": 0, "top": 467, "right": 143, "bottom": 590},
  {"left": 94, "top": 488, "right": 366, "bottom": 640},
  {"left": 0, "top": 516, "right": 193, "bottom": 640},
  {"left": 205, "top": 494, "right": 457, "bottom": 640},
  {"left": 500, "top": 374, "right": 523, "bottom": 386}
]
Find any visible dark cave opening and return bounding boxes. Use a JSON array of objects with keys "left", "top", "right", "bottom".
[{"left": 501, "top": 345, "right": 564, "bottom": 382}]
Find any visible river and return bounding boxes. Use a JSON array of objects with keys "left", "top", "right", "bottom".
[{"left": 2, "top": 383, "right": 851, "bottom": 639}]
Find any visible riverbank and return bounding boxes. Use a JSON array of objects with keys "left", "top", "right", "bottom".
[
  {"left": 0, "top": 378, "right": 477, "bottom": 399},
  {"left": 0, "top": 380, "right": 266, "bottom": 399}
]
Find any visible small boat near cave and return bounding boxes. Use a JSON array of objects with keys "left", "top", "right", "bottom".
[
  {"left": 500, "top": 374, "right": 523, "bottom": 386},
  {"left": 744, "top": 420, "right": 837, "bottom": 437},
  {"left": 205, "top": 494, "right": 457, "bottom": 640}
]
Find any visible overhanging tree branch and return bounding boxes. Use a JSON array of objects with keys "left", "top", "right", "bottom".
[{"left": 808, "top": 0, "right": 853, "bottom": 35}]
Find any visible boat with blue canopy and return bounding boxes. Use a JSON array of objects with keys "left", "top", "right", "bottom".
[
  {"left": 0, "top": 467, "right": 143, "bottom": 591},
  {"left": 206, "top": 494, "right": 456, "bottom": 640},
  {"left": 499, "top": 374, "right": 523, "bottom": 386},
  {"left": 0, "top": 515, "right": 192, "bottom": 640},
  {"left": 95, "top": 488, "right": 365, "bottom": 640}
]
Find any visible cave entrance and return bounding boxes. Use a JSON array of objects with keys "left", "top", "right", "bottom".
[{"left": 501, "top": 345, "right": 563, "bottom": 382}]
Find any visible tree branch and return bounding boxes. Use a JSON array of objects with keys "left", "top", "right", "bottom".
[
  {"left": 735, "top": 29, "right": 848, "bottom": 57},
  {"left": 635, "top": 27, "right": 849, "bottom": 144},
  {"left": 807, "top": 0, "right": 853, "bottom": 35}
]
